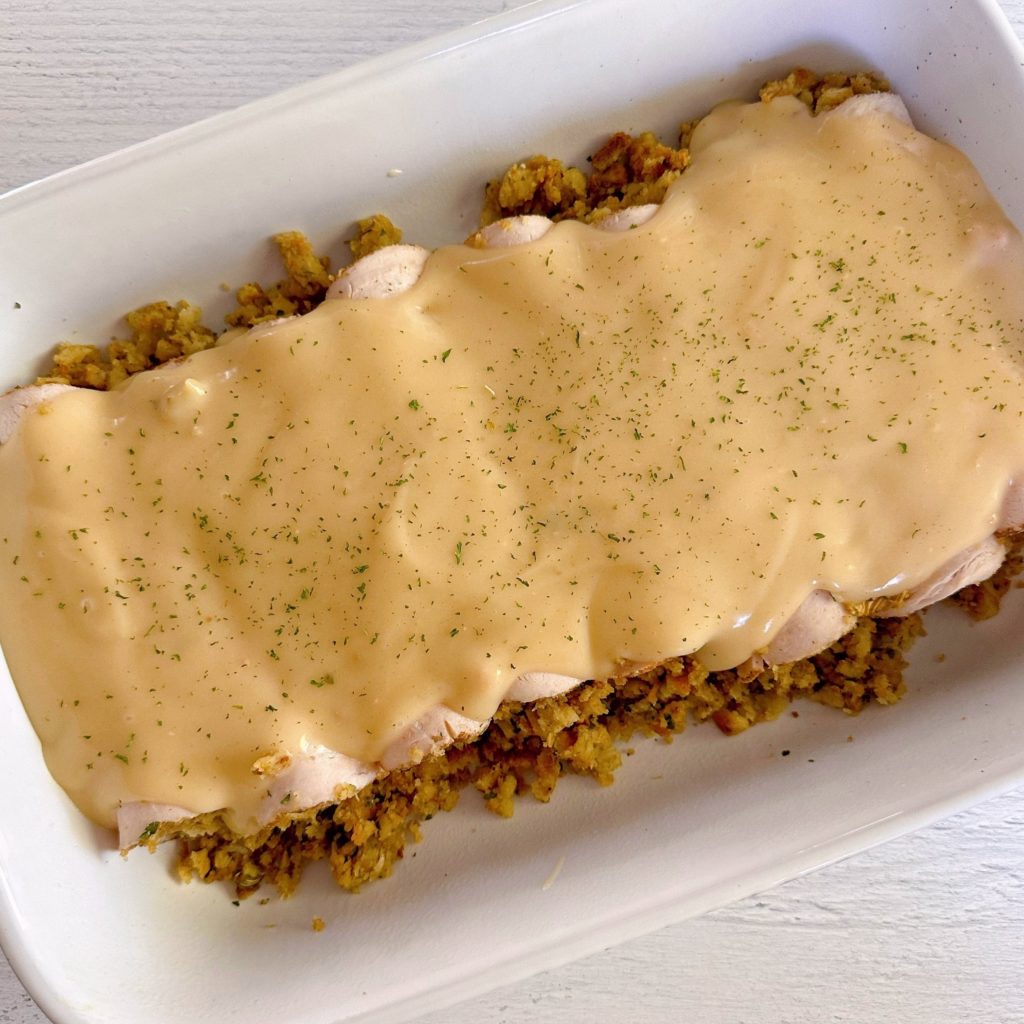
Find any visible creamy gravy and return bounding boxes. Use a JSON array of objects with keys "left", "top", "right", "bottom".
[{"left": 2, "top": 96, "right": 1023, "bottom": 830}]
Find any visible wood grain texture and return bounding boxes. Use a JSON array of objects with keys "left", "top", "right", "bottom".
[{"left": 2, "top": 1, "right": 1024, "bottom": 1022}]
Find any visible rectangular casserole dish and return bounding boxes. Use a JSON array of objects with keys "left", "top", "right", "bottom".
[{"left": 1, "top": 1, "right": 1023, "bottom": 1022}]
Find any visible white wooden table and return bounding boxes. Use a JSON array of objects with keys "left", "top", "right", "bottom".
[{"left": 2, "top": 2, "right": 1023, "bottom": 1021}]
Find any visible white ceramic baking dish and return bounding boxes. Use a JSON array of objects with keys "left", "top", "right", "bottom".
[{"left": 1, "top": 1, "right": 1023, "bottom": 1022}]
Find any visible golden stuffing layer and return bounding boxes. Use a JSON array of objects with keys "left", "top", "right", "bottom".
[{"left": 171, "top": 612, "right": 923, "bottom": 897}]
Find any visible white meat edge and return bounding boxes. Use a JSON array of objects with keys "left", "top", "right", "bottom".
[
  {"left": 0, "top": 383, "right": 76, "bottom": 445},
  {"left": 326, "top": 244, "right": 430, "bottom": 300}
]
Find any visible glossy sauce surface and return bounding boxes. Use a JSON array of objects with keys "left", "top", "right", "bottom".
[{"left": 2, "top": 97, "right": 1023, "bottom": 829}]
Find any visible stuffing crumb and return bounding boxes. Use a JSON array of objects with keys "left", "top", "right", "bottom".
[
  {"left": 225, "top": 231, "right": 333, "bottom": 329},
  {"left": 176, "top": 607, "right": 936, "bottom": 898},
  {"left": 480, "top": 132, "right": 688, "bottom": 227},
  {"left": 348, "top": 213, "right": 403, "bottom": 259},
  {"left": 37, "top": 301, "right": 217, "bottom": 391},
  {"left": 758, "top": 68, "right": 890, "bottom": 112},
  {"left": 312, "top": 916, "right": 325, "bottom": 933}
]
